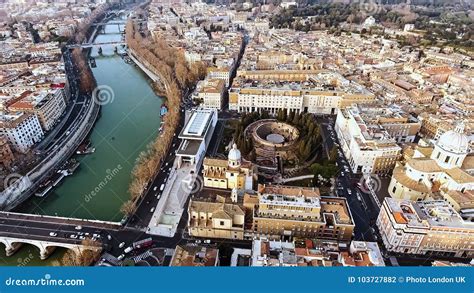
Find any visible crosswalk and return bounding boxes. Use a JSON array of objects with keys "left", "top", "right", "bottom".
[{"left": 133, "top": 251, "right": 152, "bottom": 263}]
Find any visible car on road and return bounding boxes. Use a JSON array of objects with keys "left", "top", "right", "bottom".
[
  {"left": 347, "top": 189, "right": 352, "bottom": 195},
  {"left": 70, "top": 234, "right": 77, "bottom": 239},
  {"left": 160, "top": 184, "right": 165, "bottom": 191},
  {"left": 107, "top": 235, "right": 112, "bottom": 240},
  {"left": 124, "top": 247, "right": 133, "bottom": 254},
  {"left": 204, "top": 240, "right": 211, "bottom": 244},
  {"left": 195, "top": 240, "right": 201, "bottom": 244},
  {"left": 49, "top": 232, "right": 57, "bottom": 237},
  {"left": 117, "top": 254, "right": 125, "bottom": 261},
  {"left": 75, "top": 225, "right": 82, "bottom": 230},
  {"left": 157, "top": 194, "right": 161, "bottom": 200},
  {"left": 153, "top": 186, "right": 158, "bottom": 191},
  {"left": 119, "top": 242, "right": 125, "bottom": 249},
  {"left": 150, "top": 207, "right": 155, "bottom": 213}
]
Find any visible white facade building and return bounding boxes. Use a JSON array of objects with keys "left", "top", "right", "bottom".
[
  {"left": 335, "top": 107, "right": 402, "bottom": 175},
  {"left": 176, "top": 108, "right": 218, "bottom": 171},
  {"left": 0, "top": 112, "right": 44, "bottom": 153}
]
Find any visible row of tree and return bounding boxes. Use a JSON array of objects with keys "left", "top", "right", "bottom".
[
  {"left": 120, "top": 20, "right": 206, "bottom": 216},
  {"left": 71, "top": 48, "right": 96, "bottom": 94}
]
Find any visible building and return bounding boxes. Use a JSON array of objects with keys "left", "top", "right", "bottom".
[
  {"left": 202, "top": 144, "right": 255, "bottom": 190},
  {"left": 0, "top": 135, "right": 15, "bottom": 169},
  {"left": 294, "top": 239, "right": 385, "bottom": 267},
  {"left": 335, "top": 106, "right": 402, "bottom": 175},
  {"left": 388, "top": 122, "right": 473, "bottom": 202},
  {"left": 198, "top": 79, "right": 225, "bottom": 110},
  {"left": 8, "top": 89, "right": 66, "bottom": 131},
  {"left": 229, "top": 70, "right": 374, "bottom": 115},
  {"left": 188, "top": 197, "right": 245, "bottom": 240},
  {"left": 377, "top": 197, "right": 474, "bottom": 258},
  {"left": 170, "top": 245, "right": 219, "bottom": 266},
  {"left": 0, "top": 112, "right": 44, "bottom": 153},
  {"left": 244, "top": 184, "right": 355, "bottom": 241},
  {"left": 251, "top": 239, "right": 297, "bottom": 267},
  {"left": 175, "top": 108, "right": 218, "bottom": 170},
  {"left": 230, "top": 248, "right": 252, "bottom": 266}
]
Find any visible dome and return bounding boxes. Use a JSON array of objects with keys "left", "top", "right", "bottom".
[
  {"left": 436, "top": 123, "right": 469, "bottom": 154},
  {"left": 228, "top": 143, "right": 242, "bottom": 162}
]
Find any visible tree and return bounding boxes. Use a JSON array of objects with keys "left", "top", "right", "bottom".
[
  {"left": 120, "top": 200, "right": 136, "bottom": 216},
  {"left": 60, "top": 238, "right": 102, "bottom": 266}
]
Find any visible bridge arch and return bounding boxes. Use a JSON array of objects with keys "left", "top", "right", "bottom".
[{"left": 0, "top": 237, "right": 84, "bottom": 260}]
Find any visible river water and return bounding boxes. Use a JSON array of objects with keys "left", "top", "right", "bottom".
[{"left": 0, "top": 18, "right": 163, "bottom": 266}]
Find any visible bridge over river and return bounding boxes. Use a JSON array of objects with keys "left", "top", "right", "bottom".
[{"left": 0, "top": 211, "right": 120, "bottom": 259}]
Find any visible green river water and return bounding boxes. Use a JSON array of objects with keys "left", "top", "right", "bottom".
[{"left": 0, "top": 18, "right": 162, "bottom": 266}]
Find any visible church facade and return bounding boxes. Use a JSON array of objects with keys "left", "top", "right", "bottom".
[{"left": 202, "top": 144, "right": 256, "bottom": 190}]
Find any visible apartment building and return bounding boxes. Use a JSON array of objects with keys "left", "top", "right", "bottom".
[
  {"left": 8, "top": 89, "right": 66, "bottom": 131},
  {"left": 170, "top": 245, "right": 219, "bottom": 266},
  {"left": 377, "top": 197, "right": 474, "bottom": 258},
  {"left": 335, "top": 106, "right": 402, "bottom": 175},
  {"left": 244, "top": 184, "right": 355, "bottom": 241},
  {"left": 0, "top": 112, "right": 44, "bottom": 153},
  {"left": 229, "top": 70, "right": 374, "bottom": 115},
  {"left": 198, "top": 79, "right": 225, "bottom": 110}
]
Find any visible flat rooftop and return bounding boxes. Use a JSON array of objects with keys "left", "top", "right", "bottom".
[{"left": 179, "top": 108, "right": 215, "bottom": 140}]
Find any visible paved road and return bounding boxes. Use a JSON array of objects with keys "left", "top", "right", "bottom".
[{"left": 318, "top": 116, "right": 379, "bottom": 242}]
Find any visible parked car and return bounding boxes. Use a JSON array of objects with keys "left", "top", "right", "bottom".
[
  {"left": 49, "top": 232, "right": 57, "bottom": 237},
  {"left": 119, "top": 242, "right": 125, "bottom": 249},
  {"left": 75, "top": 225, "right": 82, "bottom": 230}
]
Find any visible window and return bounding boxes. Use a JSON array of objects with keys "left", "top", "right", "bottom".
[
  {"left": 445, "top": 156, "right": 450, "bottom": 163},
  {"left": 220, "top": 221, "right": 225, "bottom": 226},
  {"left": 392, "top": 186, "right": 396, "bottom": 193}
]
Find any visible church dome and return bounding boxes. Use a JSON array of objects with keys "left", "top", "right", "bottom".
[
  {"left": 436, "top": 123, "right": 469, "bottom": 154},
  {"left": 228, "top": 143, "right": 242, "bottom": 162}
]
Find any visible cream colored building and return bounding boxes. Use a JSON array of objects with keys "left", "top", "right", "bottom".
[
  {"left": 335, "top": 106, "right": 402, "bottom": 175},
  {"left": 389, "top": 123, "right": 473, "bottom": 202},
  {"left": 188, "top": 198, "right": 245, "bottom": 240},
  {"left": 377, "top": 197, "right": 474, "bottom": 258},
  {"left": 198, "top": 79, "right": 225, "bottom": 110},
  {"left": 202, "top": 144, "right": 255, "bottom": 190},
  {"left": 245, "top": 184, "right": 355, "bottom": 241},
  {"left": 229, "top": 70, "right": 374, "bottom": 115}
]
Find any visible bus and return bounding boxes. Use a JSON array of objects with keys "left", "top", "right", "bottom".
[{"left": 133, "top": 237, "right": 153, "bottom": 249}]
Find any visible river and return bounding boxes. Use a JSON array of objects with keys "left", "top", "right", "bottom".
[{"left": 0, "top": 17, "right": 163, "bottom": 266}]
